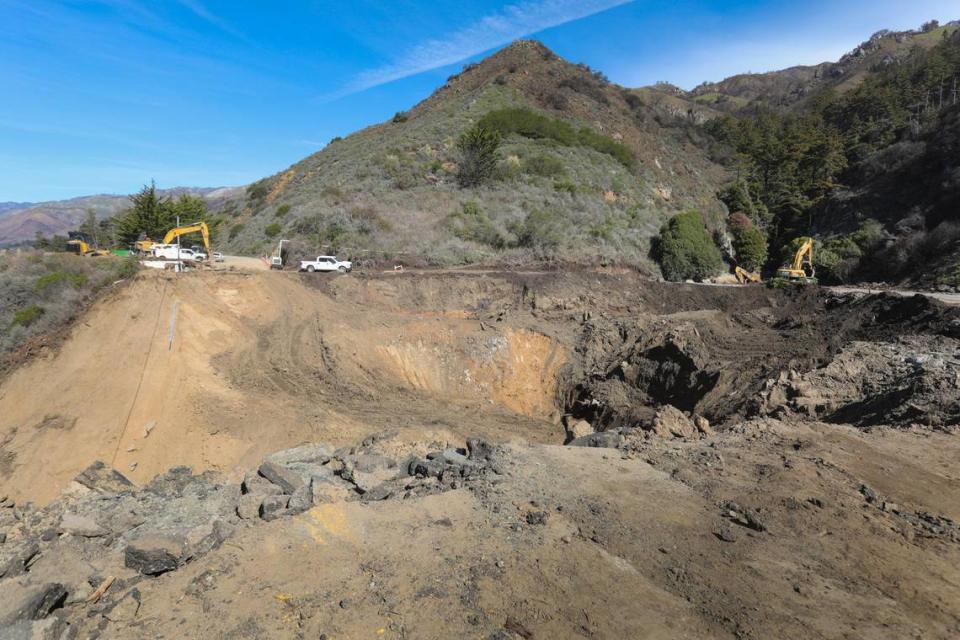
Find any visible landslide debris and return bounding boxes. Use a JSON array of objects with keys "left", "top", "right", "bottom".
[
  {"left": 560, "top": 291, "right": 960, "bottom": 436},
  {"left": 0, "top": 434, "right": 507, "bottom": 637}
]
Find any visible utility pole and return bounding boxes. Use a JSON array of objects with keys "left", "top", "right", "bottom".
[{"left": 176, "top": 215, "right": 181, "bottom": 273}]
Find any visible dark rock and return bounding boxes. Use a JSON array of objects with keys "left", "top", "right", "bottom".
[
  {"left": 467, "top": 438, "right": 495, "bottom": 461},
  {"left": 28, "top": 583, "right": 68, "bottom": 620},
  {"left": 124, "top": 536, "right": 184, "bottom": 576},
  {"left": 74, "top": 461, "right": 134, "bottom": 493},
  {"left": 0, "top": 582, "right": 68, "bottom": 625},
  {"left": 258, "top": 461, "right": 305, "bottom": 494},
  {"left": 504, "top": 616, "right": 534, "bottom": 639},
  {"left": 525, "top": 511, "right": 547, "bottom": 526},
  {"left": 859, "top": 484, "right": 879, "bottom": 503},
  {"left": 408, "top": 458, "right": 445, "bottom": 478},
  {"left": 0, "top": 542, "right": 39, "bottom": 579},
  {"left": 286, "top": 485, "right": 313, "bottom": 514},
  {"left": 40, "top": 529, "right": 57, "bottom": 542},
  {"left": 568, "top": 431, "right": 621, "bottom": 448},
  {"left": 259, "top": 495, "right": 289, "bottom": 521}
]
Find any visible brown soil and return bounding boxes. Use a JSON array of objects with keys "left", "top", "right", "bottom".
[{"left": 2, "top": 269, "right": 960, "bottom": 638}]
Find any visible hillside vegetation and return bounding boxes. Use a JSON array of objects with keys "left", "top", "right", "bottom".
[
  {"left": 704, "top": 24, "right": 960, "bottom": 284},
  {"left": 0, "top": 252, "right": 137, "bottom": 361},
  {"left": 220, "top": 41, "right": 726, "bottom": 271}
]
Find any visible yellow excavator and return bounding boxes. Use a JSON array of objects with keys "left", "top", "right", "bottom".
[
  {"left": 66, "top": 234, "right": 110, "bottom": 257},
  {"left": 734, "top": 266, "right": 762, "bottom": 284},
  {"left": 776, "top": 237, "right": 816, "bottom": 283},
  {"left": 161, "top": 222, "right": 212, "bottom": 255},
  {"left": 133, "top": 237, "right": 155, "bottom": 255}
]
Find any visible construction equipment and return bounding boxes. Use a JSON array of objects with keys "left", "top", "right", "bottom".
[
  {"left": 66, "top": 233, "right": 110, "bottom": 257},
  {"left": 133, "top": 236, "right": 155, "bottom": 255},
  {"left": 162, "top": 222, "right": 211, "bottom": 255},
  {"left": 734, "top": 266, "right": 762, "bottom": 284},
  {"left": 270, "top": 239, "right": 288, "bottom": 270},
  {"left": 776, "top": 237, "right": 816, "bottom": 283}
]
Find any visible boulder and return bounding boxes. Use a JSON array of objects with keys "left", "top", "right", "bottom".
[
  {"left": 241, "top": 471, "right": 282, "bottom": 496},
  {"left": 259, "top": 495, "right": 289, "bottom": 521},
  {"left": 258, "top": 461, "right": 306, "bottom": 494},
  {"left": 653, "top": 405, "right": 697, "bottom": 439},
  {"left": 694, "top": 415, "right": 715, "bottom": 436},
  {"left": 408, "top": 458, "right": 446, "bottom": 479},
  {"left": 564, "top": 418, "right": 593, "bottom": 441},
  {"left": 124, "top": 536, "right": 184, "bottom": 576},
  {"left": 265, "top": 443, "right": 333, "bottom": 466},
  {"left": 0, "top": 542, "right": 39, "bottom": 579},
  {"left": 73, "top": 461, "right": 134, "bottom": 494},
  {"left": 59, "top": 513, "right": 107, "bottom": 538},
  {"left": 310, "top": 475, "right": 356, "bottom": 504},
  {"left": 236, "top": 494, "right": 264, "bottom": 520},
  {"left": 286, "top": 485, "right": 313, "bottom": 514},
  {"left": 0, "top": 582, "right": 67, "bottom": 626},
  {"left": 466, "top": 438, "right": 495, "bottom": 461},
  {"left": 350, "top": 453, "right": 395, "bottom": 474}
]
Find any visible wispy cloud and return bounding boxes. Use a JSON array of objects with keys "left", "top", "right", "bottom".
[
  {"left": 174, "top": 0, "right": 253, "bottom": 43},
  {"left": 341, "top": 0, "right": 634, "bottom": 96}
]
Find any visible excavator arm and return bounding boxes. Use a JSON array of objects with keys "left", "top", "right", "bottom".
[
  {"left": 162, "top": 222, "right": 211, "bottom": 254},
  {"left": 776, "top": 237, "right": 816, "bottom": 282}
]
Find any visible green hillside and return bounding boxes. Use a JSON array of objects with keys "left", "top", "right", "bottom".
[{"left": 220, "top": 41, "right": 728, "bottom": 271}]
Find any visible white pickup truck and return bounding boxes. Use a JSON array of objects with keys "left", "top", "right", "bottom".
[
  {"left": 152, "top": 244, "right": 203, "bottom": 261},
  {"left": 299, "top": 255, "right": 352, "bottom": 273}
]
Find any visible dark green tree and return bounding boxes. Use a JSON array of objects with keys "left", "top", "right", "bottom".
[
  {"left": 655, "top": 211, "right": 724, "bottom": 281},
  {"left": 456, "top": 125, "right": 502, "bottom": 188},
  {"left": 731, "top": 224, "right": 768, "bottom": 271},
  {"left": 115, "top": 182, "right": 177, "bottom": 244}
]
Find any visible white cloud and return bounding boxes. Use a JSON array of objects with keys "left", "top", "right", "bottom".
[
  {"left": 174, "top": 0, "right": 252, "bottom": 43},
  {"left": 343, "top": 0, "right": 634, "bottom": 95}
]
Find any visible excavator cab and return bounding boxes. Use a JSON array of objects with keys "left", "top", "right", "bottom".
[{"left": 776, "top": 238, "right": 816, "bottom": 283}]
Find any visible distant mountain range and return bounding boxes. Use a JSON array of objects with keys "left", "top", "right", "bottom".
[
  {"left": 0, "top": 188, "right": 241, "bottom": 246},
  {"left": 0, "top": 202, "right": 33, "bottom": 216}
]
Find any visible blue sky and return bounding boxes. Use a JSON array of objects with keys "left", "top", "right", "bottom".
[{"left": 1, "top": 0, "right": 957, "bottom": 202}]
